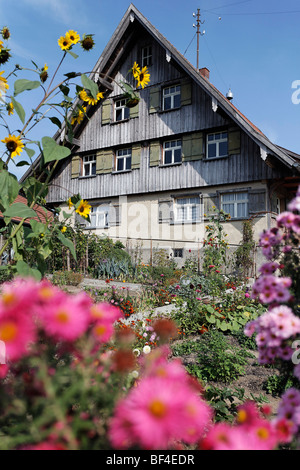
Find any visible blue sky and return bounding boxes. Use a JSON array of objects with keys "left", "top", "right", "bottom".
[{"left": 1, "top": 0, "right": 300, "bottom": 179}]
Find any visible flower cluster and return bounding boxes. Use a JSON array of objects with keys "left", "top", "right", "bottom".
[
  {"left": 0, "top": 277, "right": 123, "bottom": 365},
  {"left": 245, "top": 305, "right": 300, "bottom": 364},
  {"left": 58, "top": 30, "right": 94, "bottom": 52},
  {"left": 108, "top": 345, "right": 212, "bottom": 449},
  {"left": 251, "top": 274, "right": 293, "bottom": 304},
  {"left": 200, "top": 401, "right": 292, "bottom": 450}
]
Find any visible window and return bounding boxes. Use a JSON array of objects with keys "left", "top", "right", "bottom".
[
  {"left": 89, "top": 205, "right": 109, "bottom": 228},
  {"left": 173, "top": 248, "right": 183, "bottom": 258},
  {"left": 175, "top": 197, "right": 200, "bottom": 223},
  {"left": 116, "top": 148, "right": 132, "bottom": 172},
  {"left": 163, "top": 139, "right": 182, "bottom": 165},
  {"left": 142, "top": 45, "right": 152, "bottom": 67},
  {"left": 115, "top": 98, "right": 130, "bottom": 121},
  {"left": 163, "top": 85, "right": 181, "bottom": 110},
  {"left": 82, "top": 155, "right": 96, "bottom": 177},
  {"left": 206, "top": 132, "right": 228, "bottom": 158},
  {"left": 221, "top": 192, "right": 248, "bottom": 219}
]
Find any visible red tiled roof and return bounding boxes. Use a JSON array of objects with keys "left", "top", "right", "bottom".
[{"left": 0, "top": 195, "right": 54, "bottom": 225}]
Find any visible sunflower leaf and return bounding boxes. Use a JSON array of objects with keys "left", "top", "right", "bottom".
[
  {"left": 10, "top": 97, "right": 25, "bottom": 123},
  {"left": 80, "top": 74, "right": 98, "bottom": 100},
  {"left": 57, "top": 230, "right": 77, "bottom": 261},
  {"left": 14, "top": 79, "right": 41, "bottom": 96},
  {"left": 15, "top": 260, "right": 42, "bottom": 281},
  {"left": 66, "top": 49, "right": 79, "bottom": 59},
  {"left": 3, "top": 202, "right": 37, "bottom": 219},
  {"left": 0, "top": 170, "right": 20, "bottom": 210},
  {"left": 41, "top": 136, "right": 71, "bottom": 163}
]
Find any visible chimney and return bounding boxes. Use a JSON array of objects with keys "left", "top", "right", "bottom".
[{"left": 199, "top": 67, "right": 210, "bottom": 80}]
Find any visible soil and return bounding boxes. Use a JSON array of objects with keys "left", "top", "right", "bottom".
[{"left": 64, "top": 282, "right": 283, "bottom": 415}]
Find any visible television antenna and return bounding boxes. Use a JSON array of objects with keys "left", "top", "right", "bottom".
[{"left": 193, "top": 9, "right": 205, "bottom": 69}]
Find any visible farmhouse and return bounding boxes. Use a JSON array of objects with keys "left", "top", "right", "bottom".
[{"left": 21, "top": 3, "right": 300, "bottom": 268}]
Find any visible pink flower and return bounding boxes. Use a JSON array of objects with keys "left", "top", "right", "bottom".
[
  {"left": 245, "top": 292, "right": 250, "bottom": 298},
  {"left": 39, "top": 292, "right": 92, "bottom": 342},
  {"left": 0, "top": 305, "right": 36, "bottom": 362}
]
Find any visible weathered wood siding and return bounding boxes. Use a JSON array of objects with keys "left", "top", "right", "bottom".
[{"left": 46, "top": 34, "right": 287, "bottom": 204}]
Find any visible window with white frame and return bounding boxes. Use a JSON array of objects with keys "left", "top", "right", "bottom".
[
  {"left": 142, "top": 45, "right": 152, "bottom": 67},
  {"left": 89, "top": 205, "right": 109, "bottom": 228},
  {"left": 175, "top": 197, "right": 200, "bottom": 223},
  {"left": 82, "top": 155, "right": 96, "bottom": 177},
  {"left": 163, "top": 85, "right": 181, "bottom": 111},
  {"left": 221, "top": 192, "right": 248, "bottom": 219},
  {"left": 206, "top": 132, "right": 228, "bottom": 158},
  {"left": 115, "top": 98, "right": 130, "bottom": 121},
  {"left": 163, "top": 139, "right": 182, "bottom": 165},
  {"left": 116, "top": 148, "right": 132, "bottom": 172}
]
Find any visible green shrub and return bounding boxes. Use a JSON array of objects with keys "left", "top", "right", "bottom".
[{"left": 172, "top": 330, "right": 254, "bottom": 384}]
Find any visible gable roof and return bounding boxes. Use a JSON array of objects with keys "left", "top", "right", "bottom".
[{"left": 20, "top": 3, "right": 300, "bottom": 182}]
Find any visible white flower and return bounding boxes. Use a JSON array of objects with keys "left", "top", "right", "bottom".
[
  {"left": 133, "top": 348, "right": 140, "bottom": 357},
  {"left": 143, "top": 345, "right": 151, "bottom": 355}
]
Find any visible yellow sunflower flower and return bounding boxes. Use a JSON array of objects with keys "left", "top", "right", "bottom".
[
  {"left": 0, "top": 40, "right": 3, "bottom": 52},
  {"left": 58, "top": 35, "right": 72, "bottom": 51},
  {"left": 67, "top": 197, "right": 74, "bottom": 209},
  {"left": 71, "top": 106, "right": 86, "bottom": 125},
  {"left": 135, "top": 66, "right": 150, "bottom": 89},
  {"left": 66, "top": 30, "right": 80, "bottom": 45},
  {"left": 61, "top": 226, "right": 67, "bottom": 233},
  {"left": 75, "top": 200, "right": 91, "bottom": 219},
  {"left": 79, "top": 89, "right": 103, "bottom": 106},
  {"left": 0, "top": 70, "right": 9, "bottom": 97},
  {"left": 132, "top": 61, "right": 140, "bottom": 79},
  {"left": 1, "top": 134, "right": 24, "bottom": 158},
  {"left": 7, "top": 102, "right": 14, "bottom": 115}
]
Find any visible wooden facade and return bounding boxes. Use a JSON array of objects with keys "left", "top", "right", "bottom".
[{"left": 22, "top": 4, "right": 300, "bottom": 263}]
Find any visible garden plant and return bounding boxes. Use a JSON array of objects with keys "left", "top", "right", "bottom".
[{"left": 1, "top": 23, "right": 300, "bottom": 451}]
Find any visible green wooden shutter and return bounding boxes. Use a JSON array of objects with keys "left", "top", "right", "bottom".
[
  {"left": 248, "top": 188, "right": 266, "bottom": 216},
  {"left": 71, "top": 155, "right": 80, "bottom": 178},
  {"left": 131, "top": 144, "right": 141, "bottom": 169},
  {"left": 110, "top": 203, "right": 121, "bottom": 226},
  {"left": 149, "top": 141, "right": 161, "bottom": 167},
  {"left": 101, "top": 100, "right": 111, "bottom": 125},
  {"left": 203, "top": 193, "right": 219, "bottom": 218},
  {"left": 228, "top": 126, "right": 241, "bottom": 155},
  {"left": 181, "top": 79, "right": 192, "bottom": 106},
  {"left": 182, "top": 132, "right": 203, "bottom": 162},
  {"left": 149, "top": 87, "right": 160, "bottom": 114},
  {"left": 129, "top": 94, "right": 139, "bottom": 119},
  {"left": 96, "top": 149, "right": 113, "bottom": 174},
  {"left": 158, "top": 198, "right": 173, "bottom": 223}
]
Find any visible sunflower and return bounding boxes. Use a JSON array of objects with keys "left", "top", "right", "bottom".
[
  {"left": 0, "top": 40, "right": 3, "bottom": 52},
  {"left": 67, "top": 197, "right": 74, "bottom": 209},
  {"left": 1, "top": 134, "right": 24, "bottom": 158},
  {"left": 66, "top": 30, "right": 80, "bottom": 45},
  {"left": 80, "top": 35, "right": 95, "bottom": 51},
  {"left": 0, "top": 70, "right": 9, "bottom": 97},
  {"left": 75, "top": 200, "right": 91, "bottom": 219},
  {"left": 71, "top": 106, "right": 86, "bottom": 125},
  {"left": 1, "top": 27, "right": 10, "bottom": 40},
  {"left": 58, "top": 35, "right": 72, "bottom": 51},
  {"left": 132, "top": 61, "right": 140, "bottom": 79},
  {"left": 7, "top": 102, "right": 14, "bottom": 115},
  {"left": 135, "top": 66, "right": 150, "bottom": 89},
  {"left": 79, "top": 89, "right": 103, "bottom": 106},
  {"left": 61, "top": 226, "right": 67, "bottom": 233}
]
